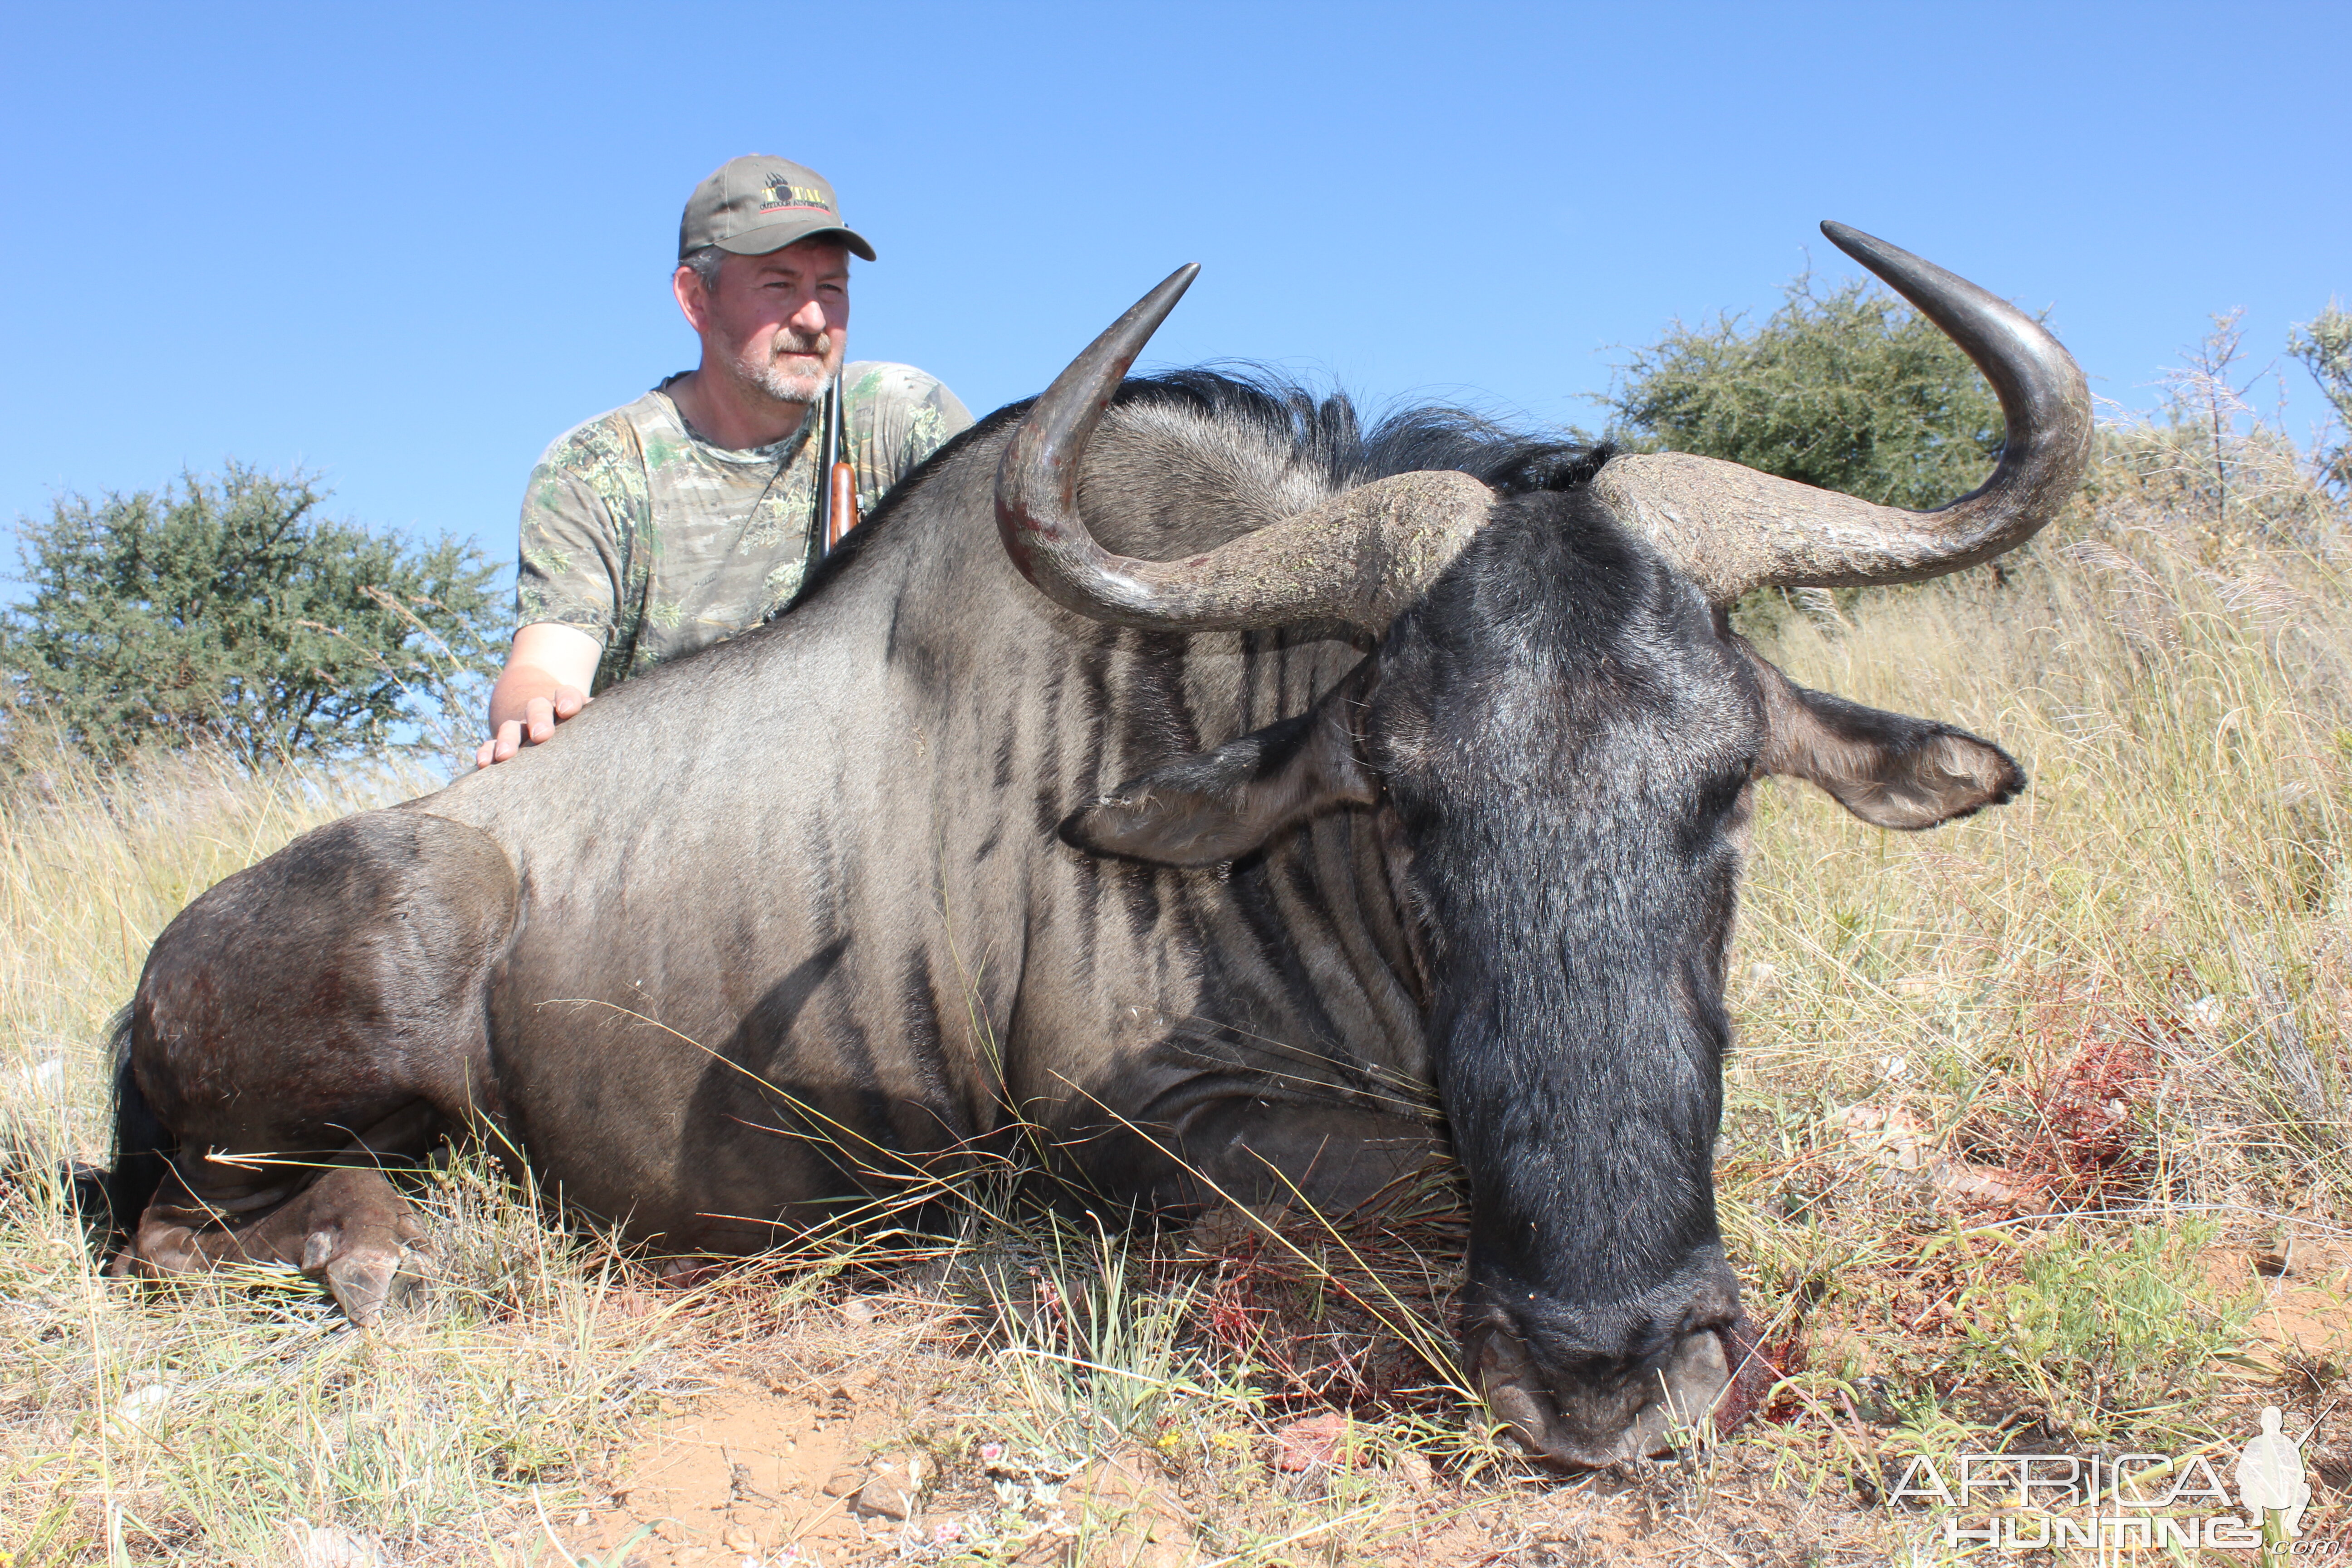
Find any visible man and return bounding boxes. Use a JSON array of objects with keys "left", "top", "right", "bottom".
[{"left": 478, "top": 155, "right": 972, "bottom": 766}]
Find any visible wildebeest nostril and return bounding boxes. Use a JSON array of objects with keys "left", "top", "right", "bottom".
[
  {"left": 1469, "top": 1314, "right": 1755, "bottom": 1471},
  {"left": 1708, "top": 1311, "right": 1779, "bottom": 1434}
]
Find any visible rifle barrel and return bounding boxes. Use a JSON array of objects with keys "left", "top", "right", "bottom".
[{"left": 817, "top": 370, "right": 844, "bottom": 554}]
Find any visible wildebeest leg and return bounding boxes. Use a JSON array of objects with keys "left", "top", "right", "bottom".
[
  {"left": 117, "top": 1102, "right": 441, "bottom": 1323},
  {"left": 1062, "top": 1088, "right": 1438, "bottom": 1222},
  {"left": 126, "top": 1168, "right": 429, "bottom": 1320},
  {"left": 1186, "top": 1100, "right": 1436, "bottom": 1213},
  {"left": 112, "top": 808, "right": 519, "bottom": 1324}
]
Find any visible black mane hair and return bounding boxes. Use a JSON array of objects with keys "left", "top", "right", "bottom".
[
  {"left": 789, "top": 369, "right": 1611, "bottom": 610},
  {"left": 1112, "top": 368, "right": 1613, "bottom": 496}
]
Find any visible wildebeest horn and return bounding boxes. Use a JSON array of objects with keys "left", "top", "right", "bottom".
[
  {"left": 996, "top": 265, "right": 1495, "bottom": 632},
  {"left": 1591, "top": 221, "right": 2094, "bottom": 603}
]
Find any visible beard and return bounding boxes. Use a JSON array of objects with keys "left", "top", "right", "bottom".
[{"left": 738, "top": 329, "right": 836, "bottom": 409}]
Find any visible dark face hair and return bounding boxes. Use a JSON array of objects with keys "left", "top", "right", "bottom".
[{"left": 1367, "top": 487, "right": 1754, "bottom": 1360}]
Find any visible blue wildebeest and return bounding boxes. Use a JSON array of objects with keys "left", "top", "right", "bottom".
[{"left": 99, "top": 224, "right": 2087, "bottom": 1466}]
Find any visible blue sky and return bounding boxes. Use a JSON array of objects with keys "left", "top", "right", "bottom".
[{"left": 3, "top": 1, "right": 2345, "bottom": 591}]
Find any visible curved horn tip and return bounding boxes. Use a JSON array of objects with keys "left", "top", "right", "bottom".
[
  {"left": 1818, "top": 220, "right": 1913, "bottom": 274},
  {"left": 1090, "top": 264, "right": 1202, "bottom": 372},
  {"left": 1137, "top": 262, "right": 1202, "bottom": 317}
]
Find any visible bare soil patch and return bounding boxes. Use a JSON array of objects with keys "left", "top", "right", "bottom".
[{"left": 2212, "top": 1240, "right": 2352, "bottom": 1364}]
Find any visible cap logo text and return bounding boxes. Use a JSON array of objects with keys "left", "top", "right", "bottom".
[{"left": 759, "top": 180, "right": 834, "bottom": 216}]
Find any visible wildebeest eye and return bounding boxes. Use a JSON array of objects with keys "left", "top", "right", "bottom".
[{"left": 1695, "top": 768, "right": 1752, "bottom": 820}]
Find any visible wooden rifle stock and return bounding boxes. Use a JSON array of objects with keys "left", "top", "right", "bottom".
[
  {"left": 818, "top": 369, "right": 858, "bottom": 555},
  {"left": 827, "top": 458, "right": 858, "bottom": 551}
]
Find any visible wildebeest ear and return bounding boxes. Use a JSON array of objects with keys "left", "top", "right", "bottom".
[
  {"left": 1060, "top": 665, "right": 1377, "bottom": 867},
  {"left": 1749, "top": 648, "right": 2025, "bottom": 830}
]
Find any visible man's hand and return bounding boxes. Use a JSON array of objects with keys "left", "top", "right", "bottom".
[
  {"left": 478, "top": 623, "right": 602, "bottom": 768},
  {"left": 478, "top": 685, "right": 589, "bottom": 767}
]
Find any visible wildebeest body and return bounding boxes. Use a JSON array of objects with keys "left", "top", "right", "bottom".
[
  {"left": 109, "top": 226, "right": 2091, "bottom": 1468},
  {"left": 133, "top": 384, "right": 1446, "bottom": 1257}
]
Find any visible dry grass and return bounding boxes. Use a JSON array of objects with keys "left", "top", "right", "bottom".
[
  {"left": 0, "top": 746, "right": 706, "bottom": 1563},
  {"left": 2, "top": 416, "right": 2347, "bottom": 1564}
]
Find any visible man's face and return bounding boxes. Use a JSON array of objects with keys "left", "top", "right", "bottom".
[{"left": 678, "top": 236, "right": 851, "bottom": 408}]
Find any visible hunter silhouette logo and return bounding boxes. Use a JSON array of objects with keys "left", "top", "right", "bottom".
[{"left": 2235, "top": 1405, "right": 2313, "bottom": 1541}]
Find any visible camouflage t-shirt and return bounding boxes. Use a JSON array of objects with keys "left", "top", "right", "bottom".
[{"left": 515, "top": 362, "right": 973, "bottom": 691}]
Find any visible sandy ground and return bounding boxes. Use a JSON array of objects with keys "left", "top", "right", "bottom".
[{"left": 524, "top": 1245, "right": 2338, "bottom": 1568}]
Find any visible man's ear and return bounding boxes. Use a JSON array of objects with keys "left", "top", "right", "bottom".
[
  {"left": 1060, "top": 662, "right": 1377, "bottom": 867},
  {"left": 1747, "top": 645, "right": 2025, "bottom": 830},
  {"left": 673, "top": 264, "right": 710, "bottom": 333}
]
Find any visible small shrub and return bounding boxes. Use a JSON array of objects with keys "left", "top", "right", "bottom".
[
  {"left": 1951, "top": 1221, "right": 2256, "bottom": 1436},
  {"left": 1602, "top": 272, "right": 2006, "bottom": 510},
  {"left": 0, "top": 464, "right": 501, "bottom": 767}
]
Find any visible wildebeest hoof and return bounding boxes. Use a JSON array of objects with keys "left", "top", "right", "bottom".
[
  {"left": 114, "top": 1221, "right": 205, "bottom": 1277},
  {"left": 304, "top": 1215, "right": 431, "bottom": 1325},
  {"left": 274, "top": 1166, "right": 430, "bottom": 1325},
  {"left": 316, "top": 1240, "right": 428, "bottom": 1326}
]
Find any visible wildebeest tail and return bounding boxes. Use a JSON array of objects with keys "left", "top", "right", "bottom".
[{"left": 90, "top": 1004, "right": 170, "bottom": 1255}]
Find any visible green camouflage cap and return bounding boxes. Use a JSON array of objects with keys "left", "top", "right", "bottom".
[{"left": 679, "top": 155, "right": 877, "bottom": 262}]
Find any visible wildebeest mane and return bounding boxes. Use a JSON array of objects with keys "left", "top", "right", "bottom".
[
  {"left": 1111, "top": 368, "right": 1613, "bottom": 496},
  {"left": 788, "top": 369, "right": 1610, "bottom": 611}
]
